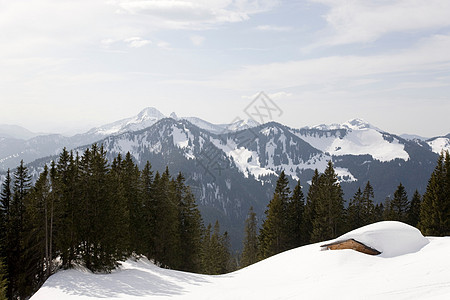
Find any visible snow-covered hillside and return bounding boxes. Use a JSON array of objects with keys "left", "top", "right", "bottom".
[
  {"left": 31, "top": 222, "right": 450, "bottom": 300},
  {"left": 427, "top": 137, "right": 450, "bottom": 154},
  {"left": 295, "top": 118, "right": 409, "bottom": 162}
]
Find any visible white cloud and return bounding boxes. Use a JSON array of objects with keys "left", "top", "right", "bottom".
[
  {"left": 124, "top": 37, "right": 151, "bottom": 48},
  {"left": 255, "top": 25, "right": 292, "bottom": 32},
  {"left": 309, "top": 0, "right": 450, "bottom": 46},
  {"left": 190, "top": 35, "right": 205, "bottom": 46},
  {"left": 113, "top": 0, "right": 279, "bottom": 29}
]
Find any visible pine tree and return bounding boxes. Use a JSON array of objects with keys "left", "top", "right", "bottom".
[
  {"left": 152, "top": 167, "right": 180, "bottom": 268},
  {"left": 22, "top": 165, "right": 53, "bottom": 295},
  {"left": 241, "top": 206, "right": 258, "bottom": 268},
  {"left": 200, "top": 221, "right": 232, "bottom": 275},
  {"left": 259, "top": 171, "right": 291, "bottom": 259},
  {"left": 408, "top": 190, "right": 422, "bottom": 227},
  {"left": 287, "top": 180, "right": 306, "bottom": 248},
  {"left": 0, "top": 169, "right": 11, "bottom": 219},
  {"left": 53, "top": 149, "right": 80, "bottom": 269},
  {"left": 361, "top": 181, "right": 375, "bottom": 224},
  {"left": 140, "top": 162, "right": 156, "bottom": 261},
  {"left": 0, "top": 258, "right": 7, "bottom": 300},
  {"left": 176, "top": 173, "right": 203, "bottom": 272},
  {"left": 303, "top": 169, "right": 320, "bottom": 243},
  {"left": 259, "top": 193, "right": 286, "bottom": 259},
  {"left": 310, "top": 161, "right": 345, "bottom": 242},
  {"left": 0, "top": 169, "right": 11, "bottom": 275},
  {"left": 8, "top": 160, "right": 31, "bottom": 298},
  {"left": 419, "top": 151, "right": 450, "bottom": 236},
  {"left": 121, "top": 152, "right": 143, "bottom": 254},
  {"left": 390, "top": 183, "right": 409, "bottom": 222},
  {"left": 347, "top": 187, "right": 363, "bottom": 231}
]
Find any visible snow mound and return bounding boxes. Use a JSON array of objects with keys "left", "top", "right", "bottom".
[{"left": 335, "top": 221, "right": 429, "bottom": 258}]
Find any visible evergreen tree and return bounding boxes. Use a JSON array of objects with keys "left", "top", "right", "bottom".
[
  {"left": 361, "top": 181, "right": 375, "bottom": 224},
  {"left": 140, "top": 162, "right": 156, "bottom": 261},
  {"left": 78, "top": 145, "right": 127, "bottom": 272},
  {"left": 0, "top": 169, "right": 11, "bottom": 278},
  {"left": 152, "top": 167, "right": 180, "bottom": 268},
  {"left": 347, "top": 187, "right": 364, "bottom": 231},
  {"left": 373, "top": 203, "right": 384, "bottom": 222},
  {"left": 310, "top": 161, "right": 345, "bottom": 242},
  {"left": 259, "top": 192, "right": 286, "bottom": 259},
  {"left": 200, "top": 221, "right": 232, "bottom": 275},
  {"left": 0, "top": 259, "right": 7, "bottom": 300},
  {"left": 303, "top": 169, "right": 320, "bottom": 243},
  {"left": 419, "top": 151, "right": 450, "bottom": 236},
  {"left": 8, "top": 160, "right": 31, "bottom": 298},
  {"left": 390, "top": 183, "right": 409, "bottom": 222},
  {"left": 259, "top": 171, "right": 292, "bottom": 259},
  {"left": 0, "top": 169, "right": 11, "bottom": 219},
  {"left": 121, "top": 152, "right": 143, "bottom": 254},
  {"left": 53, "top": 149, "right": 80, "bottom": 269},
  {"left": 22, "top": 165, "right": 53, "bottom": 295},
  {"left": 176, "top": 173, "right": 203, "bottom": 272},
  {"left": 287, "top": 180, "right": 306, "bottom": 248},
  {"left": 241, "top": 206, "right": 258, "bottom": 268},
  {"left": 408, "top": 190, "right": 422, "bottom": 227}
]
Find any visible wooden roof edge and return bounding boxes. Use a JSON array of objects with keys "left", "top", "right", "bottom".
[{"left": 320, "top": 238, "right": 382, "bottom": 255}]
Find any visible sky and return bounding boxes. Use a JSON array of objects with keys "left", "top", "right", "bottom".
[{"left": 1, "top": 0, "right": 449, "bottom": 137}]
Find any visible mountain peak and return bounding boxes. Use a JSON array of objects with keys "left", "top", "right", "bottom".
[
  {"left": 310, "top": 118, "right": 381, "bottom": 132},
  {"left": 137, "top": 107, "right": 166, "bottom": 120},
  {"left": 342, "top": 118, "right": 377, "bottom": 131},
  {"left": 170, "top": 112, "right": 179, "bottom": 120}
]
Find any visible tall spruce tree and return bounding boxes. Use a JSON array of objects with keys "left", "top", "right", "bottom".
[
  {"left": 390, "top": 183, "right": 409, "bottom": 222},
  {"left": 0, "top": 258, "right": 7, "bottom": 300},
  {"left": 140, "top": 162, "right": 156, "bottom": 261},
  {"left": 303, "top": 169, "right": 320, "bottom": 243},
  {"left": 9, "top": 160, "right": 31, "bottom": 299},
  {"left": 408, "top": 190, "right": 422, "bottom": 227},
  {"left": 287, "top": 180, "right": 306, "bottom": 248},
  {"left": 241, "top": 206, "right": 258, "bottom": 268},
  {"left": 361, "top": 181, "right": 375, "bottom": 224},
  {"left": 310, "top": 161, "right": 345, "bottom": 242},
  {"left": 259, "top": 171, "right": 291, "bottom": 259},
  {"left": 347, "top": 187, "right": 363, "bottom": 230},
  {"left": 54, "top": 149, "right": 80, "bottom": 269},
  {"left": 419, "top": 151, "right": 450, "bottom": 235},
  {"left": 176, "top": 173, "right": 203, "bottom": 272},
  {"left": 22, "top": 165, "right": 53, "bottom": 295}
]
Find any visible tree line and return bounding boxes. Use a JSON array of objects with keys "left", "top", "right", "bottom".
[
  {"left": 0, "top": 145, "right": 234, "bottom": 300},
  {"left": 241, "top": 151, "right": 450, "bottom": 267}
]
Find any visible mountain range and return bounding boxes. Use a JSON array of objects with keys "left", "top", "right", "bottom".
[{"left": 1, "top": 108, "right": 449, "bottom": 249}]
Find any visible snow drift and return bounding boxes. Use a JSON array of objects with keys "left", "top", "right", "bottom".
[{"left": 31, "top": 221, "right": 450, "bottom": 300}]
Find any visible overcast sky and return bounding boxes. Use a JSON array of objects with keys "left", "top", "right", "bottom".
[{"left": 1, "top": 0, "right": 449, "bottom": 137}]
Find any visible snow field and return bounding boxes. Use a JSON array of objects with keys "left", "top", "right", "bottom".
[{"left": 31, "top": 222, "right": 450, "bottom": 300}]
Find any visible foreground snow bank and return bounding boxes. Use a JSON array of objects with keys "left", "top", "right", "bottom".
[
  {"left": 31, "top": 222, "right": 450, "bottom": 300},
  {"left": 333, "top": 221, "right": 429, "bottom": 257}
]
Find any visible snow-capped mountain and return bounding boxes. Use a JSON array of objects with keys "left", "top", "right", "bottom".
[
  {"left": 294, "top": 119, "right": 409, "bottom": 162},
  {"left": 17, "top": 116, "right": 443, "bottom": 249},
  {"left": 426, "top": 135, "right": 450, "bottom": 154},
  {"left": 0, "top": 108, "right": 260, "bottom": 171}
]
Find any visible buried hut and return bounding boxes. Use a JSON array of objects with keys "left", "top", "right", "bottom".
[{"left": 321, "top": 238, "right": 381, "bottom": 255}]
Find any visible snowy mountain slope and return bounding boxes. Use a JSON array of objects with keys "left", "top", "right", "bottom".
[
  {"left": 295, "top": 119, "right": 409, "bottom": 162},
  {"left": 0, "top": 108, "right": 260, "bottom": 171},
  {"left": 427, "top": 136, "right": 450, "bottom": 154},
  {"left": 31, "top": 222, "right": 450, "bottom": 300}
]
